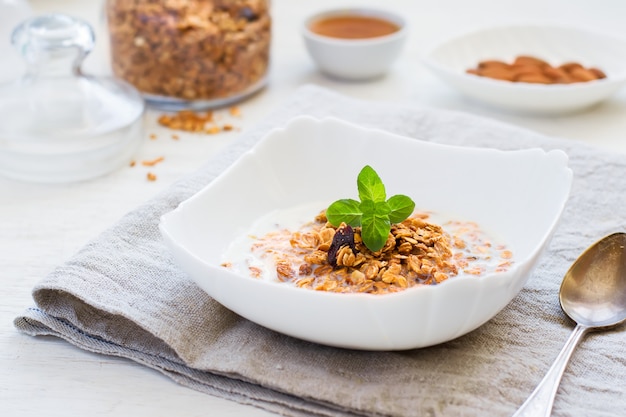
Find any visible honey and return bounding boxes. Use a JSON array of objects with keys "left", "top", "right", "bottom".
[{"left": 309, "top": 15, "right": 400, "bottom": 39}]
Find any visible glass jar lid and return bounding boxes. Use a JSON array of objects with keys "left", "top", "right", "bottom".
[{"left": 0, "top": 14, "right": 145, "bottom": 183}]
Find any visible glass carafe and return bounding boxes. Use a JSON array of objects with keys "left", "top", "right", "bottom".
[
  {"left": 0, "top": 0, "right": 32, "bottom": 83},
  {"left": 0, "top": 14, "right": 145, "bottom": 183}
]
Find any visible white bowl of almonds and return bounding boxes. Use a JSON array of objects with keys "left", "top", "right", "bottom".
[
  {"left": 160, "top": 116, "right": 573, "bottom": 350},
  {"left": 423, "top": 25, "right": 626, "bottom": 114}
]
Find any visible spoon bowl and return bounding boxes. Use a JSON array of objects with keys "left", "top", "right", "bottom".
[
  {"left": 513, "top": 232, "right": 626, "bottom": 417},
  {"left": 560, "top": 233, "right": 626, "bottom": 328}
]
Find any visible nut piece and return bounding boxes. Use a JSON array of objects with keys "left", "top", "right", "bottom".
[
  {"left": 589, "top": 67, "right": 607, "bottom": 79},
  {"left": 569, "top": 67, "right": 597, "bottom": 82},
  {"left": 513, "top": 55, "right": 549, "bottom": 68},
  {"left": 515, "top": 73, "right": 552, "bottom": 84},
  {"left": 478, "top": 67, "right": 515, "bottom": 81}
]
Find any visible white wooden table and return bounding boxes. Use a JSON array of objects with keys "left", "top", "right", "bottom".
[{"left": 2, "top": 1, "right": 626, "bottom": 416}]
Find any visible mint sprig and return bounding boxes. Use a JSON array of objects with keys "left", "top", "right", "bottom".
[{"left": 326, "top": 166, "right": 415, "bottom": 252}]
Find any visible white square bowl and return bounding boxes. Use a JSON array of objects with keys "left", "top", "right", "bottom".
[
  {"left": 160, "top": 116, "right": 572, "bottom": 350},
  {"left": 422, "top": 25, "right": 626, "bottom": 114}
]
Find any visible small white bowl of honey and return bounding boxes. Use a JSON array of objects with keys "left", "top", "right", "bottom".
[{"left": 302, "top": 8, "right": 408, "bottom": 81}]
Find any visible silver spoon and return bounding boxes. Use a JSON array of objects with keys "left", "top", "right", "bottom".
[{"left": 512, "top": 232, "right": 626, "bottom": 417}]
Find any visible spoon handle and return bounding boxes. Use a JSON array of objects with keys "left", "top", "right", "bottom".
[{"left": 512, "top": 324, "right": 588, "bottom": 417}]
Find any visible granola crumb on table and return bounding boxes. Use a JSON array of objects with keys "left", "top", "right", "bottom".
[
  {"left": 133, "top": 106, "right": 243, "bottom": 182},
  {"left": 157, "top": 108, "right": 241, "bottom": 133},
  {"left": 141, "top": 156, "right": 165, "bottom": 167},
  {"left": 158, "top": 111, "right": 214, "bottom": 132},
  {"left": 235, "top": 211, "right": 513, "bottom": 295}
]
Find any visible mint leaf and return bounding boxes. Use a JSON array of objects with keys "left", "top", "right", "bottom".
[
  {"left": 374, "top": 200, "right": 391, "bottom": 217},
  {"left": 361, "top": 212, "right": 390, "bottom": 252},
  {"left": 326, "top": 165, "right": 415, "bottom": 253},
  {"left": 327, "top": 199, "right": 361, "bottom": 227},
  {"left": 359, "top": 199, "right": 373, "bottom": 214},
  {"left": 357, "top": 165, "right": 386, "bottom": 203},
  {"left": 387, "top": 195, "right": 415, "bottom": 224},
  {"left": 360, "top": 200, "right": 390, "bottom": 218}
]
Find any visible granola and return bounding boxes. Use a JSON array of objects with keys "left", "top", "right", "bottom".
[
  {"left": 223, "top": 208, "right": 513, "bottom": 295},
  {"left": 106, "top": 0, "right": 271, "bottom": 101}
]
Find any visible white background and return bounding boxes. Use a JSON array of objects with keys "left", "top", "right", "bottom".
[{"left": 2, "top": 1, "right": 626, "bottom": 416}]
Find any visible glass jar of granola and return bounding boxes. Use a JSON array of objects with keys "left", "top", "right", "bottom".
[{"left": 105, "top": 0, "right": 271, "bottom": 110}]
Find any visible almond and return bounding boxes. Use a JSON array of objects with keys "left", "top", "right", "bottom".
[
  {"left": 569, "top": 67, "right": 598, "bottom": 82},
  {"left": 478, "top": 60, "right": 510, "bottom": 70},
  {"left": 559, "top": 62, "right": 584, "bottom": 73},
  {"left": 588, "top": 67, "right": 607, "bottom": 79},
  {"left": 542, "top": 66, "right": 572, "bottom": 83},
  {"left": 515, "top": 73, "right": 553, "bottom": 84},
  {"left": 478, "top": 67, "right": 516, "bottom": 81},
  {"left": 513, "top": 55, "right": 549, "bottom": 68}
]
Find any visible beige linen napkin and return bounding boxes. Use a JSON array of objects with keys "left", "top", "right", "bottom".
[{"left": 15, "top": 85, "right": 626, "bottom": 417}]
